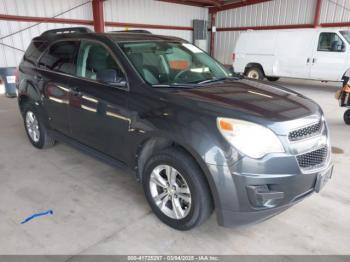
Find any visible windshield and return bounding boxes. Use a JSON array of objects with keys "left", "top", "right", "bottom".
[
  {"left": 118, "top": 41, "right": 231, "bottom": 86},
  {"left": 340, "top": 30, "right": 350, "bottom": 44}
]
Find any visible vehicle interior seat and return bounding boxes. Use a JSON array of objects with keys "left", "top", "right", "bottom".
[{"left": 128, "top": 53, "right": 159, "bottom": 84}]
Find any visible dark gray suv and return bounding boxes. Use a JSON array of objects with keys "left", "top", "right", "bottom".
[{"left": 17, "top": 27, "right": 333, "bottom": 230}]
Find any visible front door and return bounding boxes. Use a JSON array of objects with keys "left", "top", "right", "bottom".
[
  {"left": 310, "top": 32, "right": 347, "bottom": 81},
  {"left": 68, "top": 40, "right": 131, "bottom": 162}
]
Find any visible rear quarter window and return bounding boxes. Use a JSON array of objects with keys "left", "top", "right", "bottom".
[
  {"left": 38, "top": 41, "right": 79, "bottom": 75},
  {"left": 22, "top": 40, "right": 47, "bottom": 66}
]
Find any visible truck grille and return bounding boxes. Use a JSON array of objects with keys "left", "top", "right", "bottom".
[
  {"left": 296, "top": 146, "right": 328, "bottom": 170},
  {"left": 289, "top": 121, "right": 322, "bottom": 142}
]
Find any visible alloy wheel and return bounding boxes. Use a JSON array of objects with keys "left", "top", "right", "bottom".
[
  {"left": 149, "top": 165, "right": 192, "bottom": 220},
  {"left": 26, "top": 111, "right": 40, "bottom": 143}
]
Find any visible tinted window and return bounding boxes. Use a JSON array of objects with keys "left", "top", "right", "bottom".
[
  {"left": 317, "top": 33, "right": 345, "bottom": 52},
  {"left": 23, "top": 40, "right": 47, "bottom": 66},
  {"left": 38, "top": 41, "right": 79, "bottom": 75},
  {"left": 76, "top": 41, "right": 124, "bottom": 81}
]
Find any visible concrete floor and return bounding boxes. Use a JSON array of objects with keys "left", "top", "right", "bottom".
[{"left": 0, "top": 79, "right": 349, "bottom": 255}]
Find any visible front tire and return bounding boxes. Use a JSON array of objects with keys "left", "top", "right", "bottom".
[
  {"left": 143, "top": 148, "right": 213, "bottom": 230},
  {"left": 344, "top": 109, "right": 350, "bottom": 125},
  {"left": 23, "top": 103, "right": 55, "bottom": 149},
  {"left": 245, "top": 67, "right": 264, "bottom": 80}
]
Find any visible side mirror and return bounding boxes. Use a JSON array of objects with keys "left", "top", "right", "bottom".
[{"left": 96, "top": 69, "right": 127, "bottom": 88}]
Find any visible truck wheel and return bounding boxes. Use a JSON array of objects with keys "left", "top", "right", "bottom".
[
  {"left": 344, "top": 109, "right": 350, "bottom": 125},
  {"left": 143, "top": 148, "right": 213, "bottom": 230},
  {"left": 23, "top": 103, "right": 55, "bottom": 149},
  {"left": 245, "top": 67, "right": 264, "bottom": 80},
  {"left": 267, "top": 77, "right": 280, "bottom": 82}
]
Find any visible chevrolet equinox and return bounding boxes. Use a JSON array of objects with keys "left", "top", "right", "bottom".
[{"left": 17, "top": 27, "right": 333, "bottom": 230}]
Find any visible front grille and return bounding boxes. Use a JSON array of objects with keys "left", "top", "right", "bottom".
[
  {"left": 296, "top": 146, "right": 328, "bottom": 170},
  {"left": 289, "top": 121, "right": 322, "bottom": 142}
]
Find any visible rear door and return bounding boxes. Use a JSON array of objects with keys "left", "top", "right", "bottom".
[
  {"left": 68, "top": 40, "right": 131, "bottom": 162},
  {"left": 274, "top": 30, "right": 316, "bottom": 78},
  {"left": 37, "top": 40, "right": 79, "bottom": 135},
  {"left": 310, "top": 32, "right": 347, "bottom": 81}
]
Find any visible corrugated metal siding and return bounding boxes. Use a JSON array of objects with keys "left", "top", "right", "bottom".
[
  {"left": 105, "top": 26, "right": 194, "bottom": 42},
  {"left": 0, "top": 0, "right": 92, "bottom": 67},
  {"left": 104, "top": 0, "right": 207, "bottom": 28},
  {"left": 215, "top": 0, "right": 318, "bottom": 64},
  {"left": 0, "top": 0, "right": 207, "bottom": 67},
  {"left": 104, "top": 0, "right": 207, "bottom": 43},
  {"left": 320, "top": 0, "right": 350, "bottom": 23},
  {"left": 0, "top": 0, "right": 92, "bottom": 18},
  {"left": 217, "top": 0, "right": 316, "bottom": 28}
]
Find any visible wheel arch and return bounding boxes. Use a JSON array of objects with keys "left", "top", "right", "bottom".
[
  {"left": 136, "top": 136, "right": 219, "bottom": 209},
  {"left": 18, "top": 80, "right": 41, "bottom": 112},
  {"left": 244, "top": 62, "right": 265, "bottom": 76}
]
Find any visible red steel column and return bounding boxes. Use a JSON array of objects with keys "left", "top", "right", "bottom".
[
  {"left": 210, "top": 11, "right": 217, "bottom": 56},
  {"left": 314, "top": 0, "right": 322, "bottom": 27},
  {"left": 92, "top": 0, "right": 104, "bottom": 32}
]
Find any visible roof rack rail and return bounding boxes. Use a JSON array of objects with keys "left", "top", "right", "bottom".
[
  {"left": 110, "top": 30, "right": 152, "bottom": 34},
  {"left": 40, "top": 27, "right": 93, "bottom": 38}
]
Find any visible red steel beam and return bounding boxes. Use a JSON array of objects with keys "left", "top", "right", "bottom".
[
  {"left": 92, "top": 0, "right": 105, "bottom": 32},
  {"left": 314, "top": 0, "right": 322, "bottom": 28},
  {"left": 105, "top": 21, "right": 193, "bottom": 31},
  {"left": 210, "top": 0, "right": 271, "bottom": 13},
  {"left": 216, "top": 24, "right": 315, "bottom": 32},
  {"left": 313, "top": 0, "right": 322, "bottom": 27},
  {"left": 0, "top": 14, "right": 93, "bottom": 25},
  {"left": 209, "top": 11, "right": 217, "bottom": 56},
  {"left": 159, "top": 0, "right": 222, "bottom": 7},
  {"left": 321, "top": 21, "right": 350, "bottom": 27}
]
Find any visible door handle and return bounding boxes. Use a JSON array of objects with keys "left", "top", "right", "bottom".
[
  {"left": 71, "top": 87, "right": 81, "bottom": 96},
  {"left": 312, "top": 58, "right": 317, "bottom": 64},
  {"left": 306, "top": 58, "right": 310, "bottom": 63}
]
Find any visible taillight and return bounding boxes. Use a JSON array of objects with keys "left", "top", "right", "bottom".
[{"left": 232, "top": 53, "right": 236, "bottom": 62}]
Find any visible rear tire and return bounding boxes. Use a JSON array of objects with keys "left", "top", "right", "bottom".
[
  {"left": 267, "top": 77, "right": 280, "bottom": 82},
  {"left": 344, "top": 109, "right": 350, "bottom": 125},
  {"left": 245, "top": 67, "right": 264, "bottom": 80},
  {"left": 143, "top": 148, "right": 213, "bottom": 230},
  {"left": 23, "top": 103, "right": 55, "bottom": 149}
]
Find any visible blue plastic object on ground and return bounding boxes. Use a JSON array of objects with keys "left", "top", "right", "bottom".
[{"left": 20, "top": 210, "right": 53, "bottom": 224}]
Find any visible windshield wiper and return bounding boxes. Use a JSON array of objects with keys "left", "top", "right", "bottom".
[
  {"left": 197, "top": 76, "right": 240, "bottom": 85},
  {"left": 152, "top": 83, "right": 203, "bottom": 88}
]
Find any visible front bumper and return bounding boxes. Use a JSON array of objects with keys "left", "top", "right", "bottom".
[{"left": 207, "top": 160, "right": 333, "bottom": 227}]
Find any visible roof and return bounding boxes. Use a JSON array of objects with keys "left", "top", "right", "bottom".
[
  {"left": 106, "top": 32, "right": 186, "bottom": 42},
  {"left": 35, "top": 27, "right": 186, "bottom": 43}
]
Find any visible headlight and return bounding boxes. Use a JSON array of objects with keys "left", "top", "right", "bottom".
[{"left": 217, "top": 117, "right": 285, "bottom": 159}]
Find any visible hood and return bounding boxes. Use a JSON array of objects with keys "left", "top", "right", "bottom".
[{"left": 164, "top": 79, "right": 322, "bottom": 134}]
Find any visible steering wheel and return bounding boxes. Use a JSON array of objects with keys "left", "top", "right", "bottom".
[{"left": 173, "top": 68, "right": 193, "bottom": 82}]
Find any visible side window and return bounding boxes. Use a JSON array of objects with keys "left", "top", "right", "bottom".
[
  {"left": 317, "top": 33, "right": 345, "bottom": 52},
  {"left": 38, "top": 41, "right": 79, "bottom": 75},
  {"left": 76, "top": 41, "right": 124, "bottom": 81},
  {"left": 23, "top": 40, "right": 47, "bottom": 66}
]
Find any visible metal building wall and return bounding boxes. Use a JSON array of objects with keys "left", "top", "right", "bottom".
[
  {"left": 320, "top": 0, "right": 350, "bottom": 24},
  {"left": 104, "top": 0, "right": 207, "bottom": 42},
  {"left": 0, "top": 0, "right": 93, "bottom": 67},
  {"left": 214, "top": 0, "right": 317, "bottom": 65},
  {"left": 0, "top": 0, "right": 207, "bottom": 68}
]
